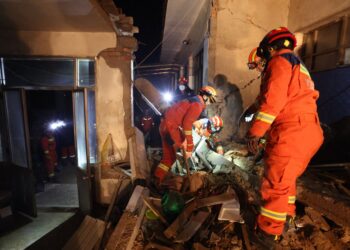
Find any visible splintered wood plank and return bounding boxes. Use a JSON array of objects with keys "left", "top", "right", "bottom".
[
  {"left": 297, "top": 178, "right": 350, "bottom": 227},
  {"left": 128, "top": 128, "right": 151, "bottom": 182},
  {"left": 105, "top": 187, "right": 149, "bottom": 250},
  {"left": 174, "top": 210, "right": 210, "bottom": 243},
  {"left": 63, "top": 216, "right": 95, "bottom": 250}
]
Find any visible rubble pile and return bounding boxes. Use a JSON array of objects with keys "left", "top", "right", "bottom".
[{"left": 129, "top": 144, "right": 350, "bottom": 250}]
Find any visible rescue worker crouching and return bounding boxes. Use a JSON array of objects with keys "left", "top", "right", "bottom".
[
  {"left": 245, "top": 27, "right": 324, "bottom": 248},
  {"left": 154, "top": 86, "right": 218, "bottom": 184},
  {"left": 193, "top": 115, "right": 224, "bottom": 155}
]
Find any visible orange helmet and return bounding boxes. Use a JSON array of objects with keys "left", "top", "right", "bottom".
[
  {"left": 199, "top": 86, "right": 217, "bottom": 103},
  {"left": 257, "top": 27, "right": 297, "bottom": 59},
  {"left": 247, "top": 47, "right": 261, "bottom": 70}
]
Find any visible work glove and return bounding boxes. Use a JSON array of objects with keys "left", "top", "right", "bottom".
[
  {"left": 154, "top": 165, "right": 169, "bottom": 184},
  {"left": 246, "top": 136, "right": 260, "bottom": 155},
  {"left": 184, "top": 151, "right": 192, "bottom": 160}
]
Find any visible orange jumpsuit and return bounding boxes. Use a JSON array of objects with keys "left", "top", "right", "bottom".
[
  {"left": 248, "top": 49, "right": 324, "bottom": 235},
  {"left": 41, "top": 134, "right": 58, "bottom": 178},
  {"left": 154, "top": 96, "right": 205, "bottom": 181},
  {"left": 140, "top": 115, "right": 155, "bottom": 134}
]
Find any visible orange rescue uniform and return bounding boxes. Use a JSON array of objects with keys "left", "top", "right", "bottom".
[
  {"left": 155, "top": 96, "right": 205, "bottom": 181},
  {"left": 248, "top": 49, "right": 324, "bottom": 235},
  {"left": 41, "top": 134, "right": 58, "bottom": 177}
]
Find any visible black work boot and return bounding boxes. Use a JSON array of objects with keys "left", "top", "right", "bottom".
[
  {"left": 250, "top": 227, "right": 280, "bottom": 250},
  {"left": 283, "top": 215, "right": 296, "bottom": 233}
]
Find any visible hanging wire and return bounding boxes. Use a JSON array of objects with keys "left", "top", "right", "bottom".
[{"left": 135, "top": 2, "right": 199, "bottom": 68}]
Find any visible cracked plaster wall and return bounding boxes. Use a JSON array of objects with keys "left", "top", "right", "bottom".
[{"left": 208, "top": 0, "right": 290, "bottom": 108}]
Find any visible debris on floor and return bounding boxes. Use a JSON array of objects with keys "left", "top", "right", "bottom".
[{"left": 92, "top": 137, "right": 350, "bottom": 250}]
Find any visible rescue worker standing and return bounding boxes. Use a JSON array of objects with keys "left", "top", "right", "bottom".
[
  {"left": 41, "top": 130, "right": 58, "bottom": 181},
  {"left": 174, "top": 76, "right": 195, "bottom": 102},
  {"left": 140, "top": 108, "right": 155, "bottom": 146},
  {"left": 246, "top": 27, "right": 324, "bottom": 248},
  {"left": 154, "top": 86, "right": 217, "bottom": 183}
]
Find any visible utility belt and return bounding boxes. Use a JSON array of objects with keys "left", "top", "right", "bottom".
[{"left": 274, "top": 113, "right": 319, "bottom": 125}]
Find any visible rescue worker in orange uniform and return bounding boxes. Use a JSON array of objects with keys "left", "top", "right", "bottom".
[
  {"left": 246, "top": 27, "right": 324, "bottom": 248},
  {"left": 193, "top": 115, "right": 224, "bottom": 155},
  {"left": 41, "top": 130, "right": 58, "bottom": 180},
  {"left": 140, "top": 108, "right": 155, "bottom": 146},
  {"left": 140, "top": 109, "right": 155, "bottom": 134},
  {"left": 174, "top": 76, "right": 195, "bottom": 102},
  {"left": 154, "top": 86, "right": 217, "bottom": 183}
]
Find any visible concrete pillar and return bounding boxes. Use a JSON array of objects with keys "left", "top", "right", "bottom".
[
  {"left": 188, "top": 55, "right": 194, "bottom": 89},
  {"left": 95, "top": 50, "right": 134, "bottom": 163}
]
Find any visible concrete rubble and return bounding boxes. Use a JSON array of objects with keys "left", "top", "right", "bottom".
[{"left": 94, "top": 131, "right": 350, "bottom": 250}]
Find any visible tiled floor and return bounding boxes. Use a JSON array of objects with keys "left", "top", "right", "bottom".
[
  {"left": 0, "top": 162, "right": 80, "bottom": 249},
  {"left": 0, "top": 211, "right": 75, "bottom": 250}
]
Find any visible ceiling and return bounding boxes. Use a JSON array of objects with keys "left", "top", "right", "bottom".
[
  {"left": 160, "top": 0, "right": 211, "bottom": 64},
  {"left": 0, "top": 0, "right": 113, "bottom": 32}
]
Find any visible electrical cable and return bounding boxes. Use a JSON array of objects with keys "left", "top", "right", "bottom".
[{"left": 135, "top": 2, "right": 200, "bottom": 67}]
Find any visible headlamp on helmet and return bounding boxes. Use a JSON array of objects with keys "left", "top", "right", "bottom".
[{"left": 199, "top": 86, "right": 217, "bottom": 104}]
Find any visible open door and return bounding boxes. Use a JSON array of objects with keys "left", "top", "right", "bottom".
[
  {"left": 4, "top": 89, "right": 36, "bottom": 217},
  {"left": 73, "top": 89, "right": 96, "bottom": 213}
]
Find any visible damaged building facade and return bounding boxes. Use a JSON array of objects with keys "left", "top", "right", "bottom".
[{"left": 0, "top": 0, "right": 349, "bottom": 249}]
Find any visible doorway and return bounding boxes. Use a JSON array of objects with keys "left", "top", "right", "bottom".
[{"left": 26, "top": 90, "right": 78, "bottom": 208}]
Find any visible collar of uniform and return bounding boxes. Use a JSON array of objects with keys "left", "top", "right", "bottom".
[
  {"left": 274, "top": 49, "right": 293, "bottom": 57},
  {"left": 197, "top": 95, "right": 205, "bottom": 105}
]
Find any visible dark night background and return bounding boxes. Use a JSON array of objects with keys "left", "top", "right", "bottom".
[{"left": 114, "top": 0, "right": 167, "bottom": 65}]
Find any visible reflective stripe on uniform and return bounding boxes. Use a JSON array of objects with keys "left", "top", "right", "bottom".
[
  {"left": 48, "top": 138, "right": 55, "bottom": 142},
  {"left": 288, "top": 196, "right": 296, "bottom": 204},
  {"left": 256, "top": 111, "right": 276, "bottom": 124},
  {"left": 184, "top": 130, "right": 192, "bottom": 135},
  {"left": 300, "top": 64, "right": 311, "bottom": 77},
  {"left": 44, "top": 150, "right": 49, "bottom": 154},
  {"left": 260, "top": 207, "right": 287, "bottom": 221},
  {"left": 158, "top": 163, "right": 170, "bottom": 172}
]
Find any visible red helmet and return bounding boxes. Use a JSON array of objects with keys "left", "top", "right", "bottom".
[
  {"left": 208, "top": 115, "right": 223, "bottom": 134},
  {"left": 257, "top": 27, "right": 297, "bottom": 59},
  {"left": 178, "top": 76, "right": 188, "bottom": 84},
  {"left": 210, "top": 115, "right": 223, "bottom": 128}
]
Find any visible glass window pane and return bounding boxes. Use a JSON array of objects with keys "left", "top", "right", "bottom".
[
  {"left": 74, "top": 92, "right": 87, "bottom": 170},
  {"left": 4, "top": 58, "right": 74, "bottom": 87},
  {"left": 304, "top": 33, "right": 314, "bottom": 57},
  {"left": 316, "top": 22, "right": 341, "bottom": 53},
  {"left": 313, "top": 52, "right": 338, "bottom": 71},
  {"left": 4, "top": 91, "right": 28, "bottom": 167},
  {"left": 78, "top": 59, "right": 95, "bottom": 86},
  {"left": 87, "top": 91, "right": 97, "bottom": 164}
]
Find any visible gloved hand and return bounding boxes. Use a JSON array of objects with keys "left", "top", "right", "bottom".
[
  {"left": 154, "top": 165, "right": 169, "bottom": 183},
  {"left": 246, "top": 136, "right": 260, "bottom": 155},
  {"left": 184, "top": 151, "right": 192, "bottom": 160}
]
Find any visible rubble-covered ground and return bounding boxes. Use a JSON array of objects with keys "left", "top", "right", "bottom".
[{"left": 131, "top": 142, "right": 350, "bottom": 250}]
